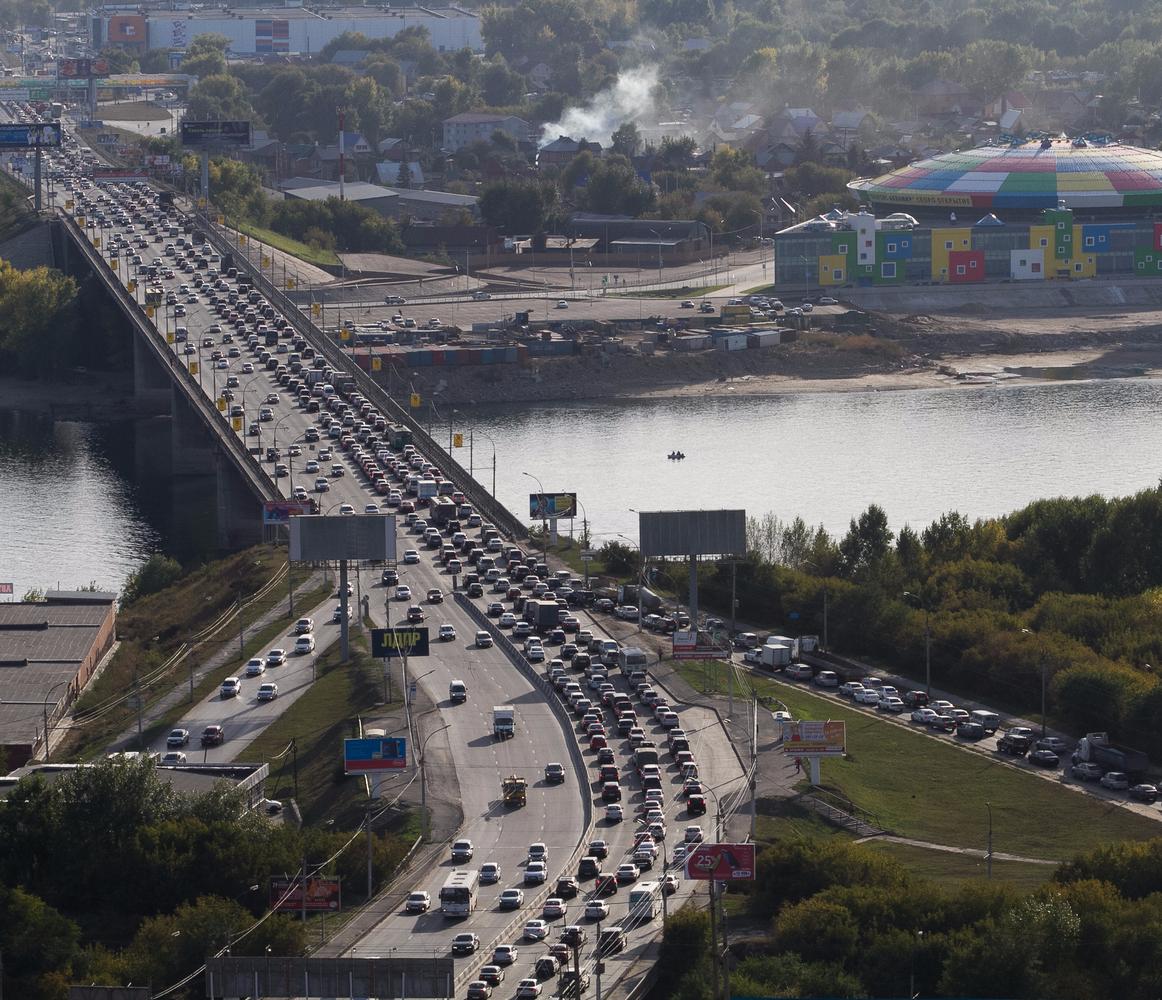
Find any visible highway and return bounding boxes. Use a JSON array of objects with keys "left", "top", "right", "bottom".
[{"left": 12, "top": 108, "right": 750, "bottom": 998}]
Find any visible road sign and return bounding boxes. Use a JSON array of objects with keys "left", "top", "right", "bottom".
[
  {"left": 410, "top": 392, "right": 421, "bottom": 407},
  {"left": 344, "top": 736, "right": 407, "bottom": 772},
  {"left": 408, "top": 682, "right": 417, "bottom": 703},
  {"left": 371, "top": 627, "right": 430, "bottom": 658},
  {"left": 0, "top": 583, "right": 12, "bottom": 595},
  {"left": 580, "top": 549, "right": 596, "bottom": 561},
  {"left": 683, "top": 843, "right": 756, "bottom": 881},
  {"left": 179, "top": 120, "right": 251, "bottom": 148},
  {"left": 453, "top": 433, "right": 463, "bottom": 448},
  {"left": 0, "top": 122, "right": 61, "bottom": 148}
]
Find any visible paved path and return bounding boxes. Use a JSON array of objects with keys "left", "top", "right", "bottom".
[{"left": 855, "top": 833, "right": 1059, "bottom": 866}]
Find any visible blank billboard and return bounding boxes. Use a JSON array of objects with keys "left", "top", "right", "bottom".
[
  {"left": 289, "top": 515, "right": 396, "bottom": 562},
  {"left": 639, "top": 509, "right": 746, "bottom": 558}
]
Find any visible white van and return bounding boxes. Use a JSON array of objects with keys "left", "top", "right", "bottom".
[{"left": 970, "top": 709, "right": 1000, "bottom": 733}]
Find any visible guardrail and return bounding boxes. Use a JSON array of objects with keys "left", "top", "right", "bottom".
[
  {"left": 196, "top": 213, "right": 529, "bottom": 543},
  {"left": 58, "top": 215, "right": 279, "bottom": 506}
]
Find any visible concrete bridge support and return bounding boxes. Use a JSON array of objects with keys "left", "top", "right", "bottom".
[
  {"left": 132, "top": 332, "right": 174, "bottom": 415},
  {"left": 216, "top": 450, "right": 264, "bottom": 550}
]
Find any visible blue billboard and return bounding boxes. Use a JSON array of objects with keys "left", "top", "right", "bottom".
[
  {"left": 0, "top": 122, "right": 61, "bottom": 148},
  {"left": 344, "top": 737, "right": 407, "bottom": 772}
]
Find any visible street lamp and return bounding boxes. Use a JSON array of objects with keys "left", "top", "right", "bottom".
[
  {"left": 419, "top": 723, "right": 452, "bottom": 842},
  {"left": 647, "top": 227, "right": 663, "bottom": 281},
  {"left": 616, "top": 533, "right": 644, "bottom": 633},
  {"left": 986, "top": 801, "right": 993, "bottom": 879},
  {"left": 1021, "top": 627, "right": 1048, "bottom": 737},
  {"left": 471, "top": 428, "right": 497, "bottom": 497},
  {"left": 42, "top": 679, "right": 70, "bottom": 758},
  {"left": 902, "top": 591, "right": 931, "bottom": 696},
  {"left": 522, "top": 471, "right": 549, "bottom": 562}
]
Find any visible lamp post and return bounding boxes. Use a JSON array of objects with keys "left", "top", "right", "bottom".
[
  {"left": 805, "top": 560, "right": 829, "bottom": 651},
  {"left": 616, "top": 532, "right": 644, "bottom": 633},
  {"left": 1021, "top": 627, "right": 1048, "bottom": 737},
  {"left": 419, "top": 723, "right": 452, "bottom": 842},
  {"left": 902, "top": 591, "right": 931, "bottom": 696},
  {"left": 522, "top": 471, "right": 548, "bottom": 562},
  {"left": 647, "top": 227, "right": 663, "bottom": 281},
  {"left": 470, "top": 429, "right": 497, "bottom": 497},
  {"left": 42, "top": 679, "right": 70, "bottom": 758}
]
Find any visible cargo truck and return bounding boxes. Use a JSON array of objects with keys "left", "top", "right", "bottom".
[
  {"left": 502, "top": 774, "right": 527, "bottom": 806},
  {"left": 523, "top": 600, "right": 561, "bottom": 633},
  {"left": 1072, "top": 732, "right": 1149, "bottom": 776},
  {"left": 617, "top": 584, "right": 662, "bottom": 612},
  {"left": 493, "top": 705, "right": 516, "bottom": 739},
  {"left": 417, "top": 478, "right": 438, "bottom": 502},
  {"left": 758, "top": 643, "right": 792, "bottom": 669}
]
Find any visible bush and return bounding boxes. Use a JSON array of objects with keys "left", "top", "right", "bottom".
[{"left": 121, "top": 554, "right": 182, "bottom": 606}]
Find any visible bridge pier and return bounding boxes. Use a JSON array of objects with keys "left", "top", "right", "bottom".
[
  {"left": 216, "top": 450, "right": 264, "bottom": 550},
  {"left": 171, "top": 386, "right": 216, "bottom": 477},
  {"left": 133, "top": 332, "right": 174, "bottom": 416}
]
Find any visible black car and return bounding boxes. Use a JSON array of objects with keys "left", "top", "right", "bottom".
[
  {"left": 554, "top": 876, "right": 579, "bottom": 899},
  {"left": 1029, "top": 749, "right": 1060, "bottom": 768},
  {"left": 957, "top": 721, "right": 986, "bottom": 741},
  {"left": 381, "top": 568, "right": 398, "bottom": 586}
]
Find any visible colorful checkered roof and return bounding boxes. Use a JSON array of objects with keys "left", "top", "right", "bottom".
[{"left": 849, "top": 141, "right": 1162, "bottom": 210}]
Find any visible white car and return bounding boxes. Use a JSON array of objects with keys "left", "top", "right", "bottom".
[
  {"left": 854, "top": 687, "right": 882, "bottom": 705},
  {"left": 395, "top": 585, "right": 412, "bottom": 601},
  {"left": 523, "top": 920, "right": 549, "bottom": 941},
  {"left": 244, "top": 658, "right": 266, "bottom": 677},
  {"left": 583, "top": 899, "right": 609, "bottom": 920},
  {"left": 257, "top": 682, "right": 278, "bottom": 701},
  {"left": 877, "top": 696, "right": 905, "bottom": 713},
  {"left": 403, "top": 549, "right": 420, "bottom": 564},
  {"left": 542, "top": 897, "right": 567, "bottom": 918},
  {"left": 605, "top": 804, "right": 624, "bottom": 822},
  {"left": 911, "top": 707, "right": 938, "bottom": 725},
  {"left": 220, "top": 676, "right": 241, "bottom": 698},
  {"left": 294, "top": 635, "right": 316, "bottom": 654},
  {"left": 492, "top": 944, "right": 518, "bottom": 966},
  {"left": 266, "top": 648, "right": 287, "bottom": 667},
  {"left": 294, "top": 617, "right": 314, "bottom": 634},
  {"left": 405, "top": 890, "right": 431, "bottom": 913},
  {"left": 439, "top": 624, "right": 457, "bottom": 641},
  {"left": 515, "top": 979, "right": 541, "bottom": 999},
  {"left": 160, "top": 751, "right": 187, "bottom": 765}
]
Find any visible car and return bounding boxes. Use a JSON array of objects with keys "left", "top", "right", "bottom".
[
  {"left": 439, "top": 624, "right": 457, "bottom": 641},
  {"left": 584, "top": 899, "right": 609, "bottom": 920},
  {"left": 466, "top": 981, "right": 492, "bottom": 1000},
  {"left": 877, "top": 696, "right": 905, "bottom": 713},
  {"left": 381, "top": 568, "right": 399, "bottom": 586},
  {"left": 819, "top": 296, "right": 838, "bottom": 305},
  {"left": 680, "top": 299, "right": 695, "bottom": 308},
  {"left": 220, "top": 677, "right": 241, "bottom": 698},
  {"left": 911, "top": 708, "right": 937, "bottom": 725},
  {"left": 200, "top": 725, "right": 225, "bottom": 746},
  {"left": 543, "top": 897, "right": 567, "bottom": 919},
  {"left": 160, "top": 751, "right": 187, "bottom": 765},
  {"left": 854, "top": 687, "right": 881, "bottom": 705},
  {"left": 1130, "top": 783, "right": 1159, "bottom": 803},
  {"left": 687, "top": 794, "right": 707, "bottom": 816},
  {"left": 515, "top": 978, "right": 542, "bottom": 998},
  {"left": 499, "top": 888, "right": 525, "bottom": 909},
  {"left": 556, "top": 299, "right": 569, "bottom": 309},
  {"left": 475, "top": 631, "right": 494, "bottom": 648},
  {"left": 480, "top": 861, "right": 501, "bottom": 884},
  {"left": 544, "top": 762, "right": 565, "bottom": 783},
  {"left": 523, "top": 919, "right": 549, "bottom": 941},
  {"left": 615, "top": 863, "right": 639, "bottom": 885},
  {"left": 957, "top": 721, "right": 986, "bottom": 740},
  {"left": 528, "top": 842, "right": 549, "bottom": 864},
  {"left": 1036, "top": 736, "right": 1072, "bottom": 754},
  {"left": 605, "top": 804, "right": 624, "bottom": 823},
  {"left": 294, "top": 616, "right": 314, "bottom": 634},
  {"left": 838, "top": 681, "right": 864, "bottom": 698},
  {"left": 451, "top": 933, "right": 479, "bottom": 955},
  {"left": 524, "top": 862, "right": 548, "bottom": 885},
  {"left": 166, "top": 728, "right": 190, "bottom": 747},
  {"left": 266, "top": 648, "right": 287, "bottom": 667},
  {"left": 403, "top": 549, "right": 420, "bottom": 564},
  {"left": 407, "top": 605, "right": 426, "bottom": 623},
  {"left": 594, "top": 873, "right": 618, "bottom": 896},
  {"left": 1100, "top": 771, "right": 1131, "bottom": 791},
  {"left": 588, "top": 839, "right": 609, "bottom": 860},
  {"left": 427, "top": 588, "right": 444, "bottom": 604},
  {"left": 256, "top": 682, "right": 278, "bottom": 701},
  {"left": 1072, "top": 761, "right": 1104, "bottom": 781},
  {"left": 294, "top": 635, "right": 315, "bottom": 654},
  {"left": 332, "top": 604, "right": 353, "bottom": 623},
  {"left": 1029, "top": 748, "right": 1059, "bottom": 767},
  {"left": 492, "top": 944, "right": 518, "bottom": 965},
  {"left": 404, "top": 887, "right": 432, "bottom": 915},
  {"left": 479, "top": 966, "right": 505, "bottom": 987},
  {"left": 451, "top": 839, "right": 474, "bottom": 861},
  {"left": 554, "top": 875, "right": 579, "bottom": 899}
]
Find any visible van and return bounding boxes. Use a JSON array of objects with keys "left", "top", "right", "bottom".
[
  {"left": 970, "top": 709, "right": 1000, "bottom": 733},
  {"left": 449, "top": 679, "right": 467, "bottom": 704}
]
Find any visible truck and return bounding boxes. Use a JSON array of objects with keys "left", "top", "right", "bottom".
[
  {"left": 758, "top": 643, "right": 792, "bottom": 670},
  {"left": 430, "top": 496, "right": 456, "bottom": 526},
  {"left": 721, "top": 303, "right": 752, "bottom": 320},
  {"left": 634, "top": 745, "right": 659, "bottom": 771},
  {"left": 1072, "top": 732, "right": 1149, "bottom": 776},
  {"left": 389, "top": 425, "right": 413, "bottom": 450},
  {"left": 502, "top": 774, "right": 527, "bottom": 806},
  {"left": 417, "top": 478, "right": 438, "bottom": 502},
  {"left": 617, "top": 646, "right": 648, "bottom": 674},
  {"left": 493, "top": 705, "right": 515, "bottom": 739},
  {"left": 523, "top": 599, "right": 561, "bottom": 634},
  {"left": 617, "top": 584, "right": 662, "bottom": 612}
]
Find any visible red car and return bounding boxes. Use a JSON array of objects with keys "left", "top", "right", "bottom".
[{"left": 200, "top": 725, "right": 225, "bottom": 747}]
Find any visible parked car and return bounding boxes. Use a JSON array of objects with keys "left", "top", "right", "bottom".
[
  {"left": 1100, "top": 771, "right": 1131, "bottom": 791},
  {"left": 1072, "top": 761, "right": 1103, "bottom": 781}
]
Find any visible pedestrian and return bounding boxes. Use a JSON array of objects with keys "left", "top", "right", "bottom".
[{"left": 794, "top": 757, "right": 802, "bottom": 774}]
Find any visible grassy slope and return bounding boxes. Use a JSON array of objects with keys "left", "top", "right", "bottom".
[{"left": 235, "top": 220, "right": 341, "bottom": 269}]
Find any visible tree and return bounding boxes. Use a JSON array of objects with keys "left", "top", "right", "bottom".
[
  {"left": 0, "top": 259, "right": 78, "bottom": 376},
  {"left": 772, "top": 898, "right": 860, "bottom": 965},
  {"left": 396, "top": 160, "right": 414, "bottom": 188},
  {"left": 0, "top": 884, "right": 81, "bottom": 1000},
  {"left": 481, "top": 59, "right": 526, "bottom": 106},
  {"left": 611, "top": 121, "right": 642, "bottom": 157},
  {"left": 180, "top": 33, "right": 230, "bottom": 79},
  {"left": 478, "top": 179, "right": 558, "bottom": 234},
  {"left": 597, "top": 541, "right": 638, "bottom": 577},
  {"left": 187, "top": 74, "right": 258, "bottom": 125},
  {"left": 121, "top": 554, "right": 182, "bottom": 605},
  {"left": 839, "top": 504, "right": 894, "bottom": 579}
]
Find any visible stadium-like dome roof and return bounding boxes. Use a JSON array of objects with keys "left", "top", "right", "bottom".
[{"left": 849, "top": 140, "right": 1162, "bottom": 212}]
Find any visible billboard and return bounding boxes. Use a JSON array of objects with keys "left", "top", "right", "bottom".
[
  {"left": 289, "top": 514, "right": 396, "bottom": 562},
  {"left": 671, "top": 629, "right": 727, "bottom": 660},
  {"left": 263, "top": 499, "right": 314, "bottom": 524},
  {"left": 781, "top": 720, "right": 846, "bottom": 757},
  {"left": 639, "top": 509, "right": 747, "bottom": 559},
  {"left": 92, "top": 168, "right": 147, "bottom": 183},
  {"left": 344, "top": 736, "right": 407, "bottom": 772},
  {"left": 107, "top": 14, "right": 146, "bottom": 43},
  {"left": 0, "top": 122, "right": 61, "bottom": 148},
  {"left": 58, "top": 57, "right": 108, "bottom": 78},
  {"left": 269, "top": 876, "right": 341, "bottom": 912},
  {"left": 0, "top": 583, "right": 12, "bottom": 595},
  {"left": 684, "top": 843, "right": 756, "bottom": 881},
  {"left": 529, "top": 492, "right": 577, "bottom": 518},
  {"left": 179, "top": 120, "right": 251, "bottom": 148},
  {"left": 370, "top": 627, "right": 430, "bottom": 658}
]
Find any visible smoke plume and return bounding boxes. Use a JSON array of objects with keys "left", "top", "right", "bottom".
[{"left": 538, "top": 65, "right": 659, "bottom": 147}]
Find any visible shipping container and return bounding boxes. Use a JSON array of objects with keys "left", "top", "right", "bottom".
[
  {"left": 717, "top": 334, "right": 749, "bottom": 351},
  {"left": 747, "top": 330, "right": 782, "bottom": 348}
]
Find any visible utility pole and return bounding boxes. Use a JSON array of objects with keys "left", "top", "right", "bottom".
[
  {"left": 134, "top": 674, "right": 143, "bottom": 749},
  {"left": 366, "top": 796, "right": 374, "bottom": 900},
  {"left": 301, "top": 855, "right": 308, "bottom": 926},
  {"left": 595, "top": 919, "right": 603, "bottom": 1000}
]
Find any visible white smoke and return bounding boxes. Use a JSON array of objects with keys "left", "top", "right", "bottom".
[{"left": 538, "top": 65, "right": 659, "bottom": 148}]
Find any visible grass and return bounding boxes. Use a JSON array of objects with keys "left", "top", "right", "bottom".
[
  {"left": 674, "top": 662, "right": 1162, "bottom": 861},
  {"left": 234, "top": 220, "right": 341, "bottom": 269},
  {"left": 235, "top": 638, "right": 390, "bottom": 828},
  {"left": 864, "top": 840, "right": 1055, "bottom": 891}
]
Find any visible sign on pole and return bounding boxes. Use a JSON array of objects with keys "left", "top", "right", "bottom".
[
  {"left": 671, "top": 629, "right": 728, "bottom": 660},
  {"left": 780, "top": 720, "right": 846, "bottom": 756},
  {"left": 529, "top": 492, "right": 577, "bottom": 518},
  {"left": 0, "top": 582, "right": 13, "bottom": 595},
  {"left": 371, "top": 627, "right": 430, "bottom": 658},
  {"left": 344, "top": 736, "right": 407, "bottom": 772},
  {"left": 580, "top": 549, "right": 596, "bottom": 561},
  {"left": 683, "top": 843, "right": 756, "bottom": 881},
  {"left": 269, "top": 876, "right": 342, "bottom": 912},
  {"left": 262, "top": 499, "right": 315, "bottom": 524},
  {"left": 179, "top": 120, "right": 251, "bottom": 148},
  {"left": 0, "top": 122, "right": 61, "bottom": 148}
]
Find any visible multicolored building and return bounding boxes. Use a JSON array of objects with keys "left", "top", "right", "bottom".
[{"left": 775, "top": 139, "right": 1162, "bottom": 289}]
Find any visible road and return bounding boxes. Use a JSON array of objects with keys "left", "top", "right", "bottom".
[{"left": 17, "top": 107, "right": 750, "bottom": 997}]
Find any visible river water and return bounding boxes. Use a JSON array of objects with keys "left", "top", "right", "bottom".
[{"left": 4, "top": 378, "right": 1162, "bottom": 594}]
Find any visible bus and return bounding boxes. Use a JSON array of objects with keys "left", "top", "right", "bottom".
[
  {"left": 439, "top": 869, "right": 479, "bottom": 917},
  {"left": 628, "top": 881, "right": 661, "bottom": 921},
  {"left": 50, "top": 102, "right": 63, "bottom": 120}
]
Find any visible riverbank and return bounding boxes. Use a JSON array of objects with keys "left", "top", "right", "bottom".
[{"left": 0, "top": 373, "right": 136, "bottom": 419}]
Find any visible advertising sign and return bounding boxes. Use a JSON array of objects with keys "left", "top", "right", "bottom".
[
  {"left": 529, "top": 492, "right": 577, "bottom": 518},
  {"left": 671, "top": 629, "right": 727, "bottom": 661},
  {"left": 179, "top": 120, "right": 251, "bottom": 148},
  {"left": 0, "top": 122, "right": 61, "bottom": 148},
  {"left": 107, "top": 14, "right": 146, "bottom": 43},
  {"left": 262, "top": 499, "right": 315, "bottom": 524},
  {"left": 683, "top": 843, "right": 756, "bottom": 881},
  {"left": 0, "top": 583, "right": 13, "bottom": 595},
  {"left": 780, "top": 720, "right": 846, "bottom": 757},
  {"left": 371, "top": 627, "right": 430, "bottom": 658},
  {"left": 59, "top": 58, "right": 108, "bottom": 78},
  {"left": 269, "top": 876, "right": 341, "bottom": 912},
  {"left": 344, "top": 736, "right": 407, "bottom": 773}
]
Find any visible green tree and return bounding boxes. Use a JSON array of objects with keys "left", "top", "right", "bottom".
[
  {"left": 187, "top": 74, "right": 258, "bottom": 124},
  {"left": 839, "top": 504, "right": 894, "bottom": 579},
  {"left": 479, "top": 179, "right": 558, "bottom": 234},
  {"left": 611, "top": 121, "right": 642, "bottom": 157},
  {"left": 180, "top": 33, "right": 231, "bottom": 79},
  {"left": 772, "top": 898, "right": 860, "bottom": 965},
  {"left": 0, "top": 883, "right": 81, "bottom": 1000},
  {"left": 0, "top": 258, "right": 78, "bottom": 376},
  {"left": 597, "top": 540, "right": 638, "bottom": 577},
  {"left": 121, "top": 553, "right": 182, "bottom": 605}
]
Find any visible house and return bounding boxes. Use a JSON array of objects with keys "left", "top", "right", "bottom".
[
  {"left": 537, "top": 136, "right": 602, "bottom": 169},
  {"left": 378, "top": 138, "right": 407, "bottom": 161},
  {"left": 915, "top": 79, "right": 973, "bottom": 115},
  {"left": 283, "top": 181, "right": 400, "bottom": 216},
  {"left": 442, "top": 113, "right": 532, "bottom": 152},
  {"left": 376, "top": 160, "right": 426, "bottom": 188},
  {"left": 776, "top": 108, "right": 822, "bottom": 135},
  {"left": 983, "top": 91, "right": 1032, "bottom": 119}
]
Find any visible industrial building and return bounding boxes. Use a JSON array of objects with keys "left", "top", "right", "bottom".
[
  {"left": 775, "top": 139, "right": 1162, "bottom": 289},
  {"left": 90, "top": 5, "right": 482, "bottom": 56}
]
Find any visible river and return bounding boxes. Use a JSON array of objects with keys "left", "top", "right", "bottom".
[{"left": 4, "top": 378, "right": 1162, "bottom": 594}]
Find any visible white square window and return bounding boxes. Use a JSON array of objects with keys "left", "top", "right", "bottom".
[
  {"left": 1057, "top": 221, "right": 1065, "bottom": 230},
  {"left": 881, "top": 262, "right": 896, "bottom": 278},
  {"left": 1085, "top": 236, "right": 1095, "bottom": 247},
  {"left": 956, "top": 265, "right": 966, "bottom": 275},
  {"left": 887, "top": 242, "right": 897, "bottom": 253},
  {"left": 838, "top": 244, "right": 848, "bottom": 254},
  {"left": 1064, "top": 233, "right": 1072, "bottom": 242},
  {"left": 944, "top": 241, "right": 953, "bottom": 250}
]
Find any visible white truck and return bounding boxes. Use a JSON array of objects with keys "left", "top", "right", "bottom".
[
  {"left": 493, "top": 705, "right": 516, "bottom": 739},
  {"left": 758, "top": 643, "right": 792, "bottom": 669}
]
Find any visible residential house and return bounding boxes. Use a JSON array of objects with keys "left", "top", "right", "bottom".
[
  {"left": 442, "top": 113, "right": 532, "bottom": 152},
  {"left": 537, "top": 136, "right": 602, "bottom": 169},
  {"left": 915, "top": 78, "right": 974, "bottom": 115},
  {"left": 376, "top": 160, "right": 426, "bottom": 188},
  {"left": 378, "top": 138, "right": 407, "bottom": 161}
]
